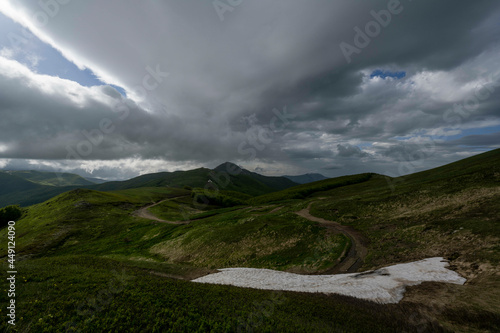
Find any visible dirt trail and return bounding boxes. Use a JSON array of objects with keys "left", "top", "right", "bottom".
[
  {"left": 135, "top": 196, "right": 367, "bottom": 273},
  {"left": 269, "top": 206, "right": 283, "bottom": 214},
  {"left": 248, "top": 205, "right": 284, "bottom": 216},
  {"left": 296, "top": 202, "right": 368, "bottom": 274},
  {"left": 132, "top": 196, "right": 190, "bottom": 225}
]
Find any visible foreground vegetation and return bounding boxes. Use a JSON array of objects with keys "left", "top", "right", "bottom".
[
  {"left": 1, "top": 256, "right": 435, "bottom": 332},
  {"left": 0, "top": 149, "right": 499, "bottom": 331}
]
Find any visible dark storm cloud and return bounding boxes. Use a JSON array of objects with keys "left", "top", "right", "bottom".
[
  {"left": 337, "top": 144, "right": 369, "bottom": 158},
  {"left": 282, "top": 148, "right": 334, "bottom": 160},
  {"left": 0, "top": 0, "right": 500, "bottom": 178},
  {"left": 322, "top": 165, "right": 342, "bottom": 171}
]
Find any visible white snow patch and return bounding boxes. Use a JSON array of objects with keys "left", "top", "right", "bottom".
[{"left": 192, "top": 257, "right": 466, "bottom": 303}]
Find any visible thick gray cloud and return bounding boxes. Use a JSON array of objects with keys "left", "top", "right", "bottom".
[
  {"left": 0, "top": 0, "right": 499, "bottom": 179},
  {"left": 337, "top": 144, "right": 369, "bottom": 158}
]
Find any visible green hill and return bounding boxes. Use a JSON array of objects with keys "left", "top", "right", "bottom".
[
  {"left": 284, "top": 173, "right": 329, "bottom": 184},
  {"left": 0, "top": 172, "right": 66, "bottom": 207},
  {"left": 250, "top": 173, "right": 374, "bottom": 204},
  {"left": 5, "top": 170, "right": 94, "bottom": 187},
  {"left": 0, "top": 164, "right": 298, "bottom": 207},
  {"left": 84, "top": 176, "right": 107, "bottom": 184},
  {"left": 0, "top": 172, "right": 42, "bottom": 196},
  {"left": 1, "top": 149, "right": 499, "bottom": 331},
  {"left": 0, "top": 187, "right": 370, "bottom": 331},
  {"left": 94, "top": 163, "right": 298, "bottom": 196},
  {"left": 92, "top": 168, "right": 211, "bottom": 191},
  {"left": 0, "top": 170, "right": 96, "bottom": 207},
  {"left": 214, "top": 162, "right": 298, "bottom": 192},
  {"left": 393, "top": 147, "right": 500, "bottom": 187}
]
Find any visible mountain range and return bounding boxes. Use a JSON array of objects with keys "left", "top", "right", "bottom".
[{"left": 0, "top": 162, "right": 320, "bottom": 207}]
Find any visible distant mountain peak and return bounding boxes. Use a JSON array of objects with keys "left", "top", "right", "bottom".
[{"left": 213, "top": 162, "right": 244, "bottom": 174}]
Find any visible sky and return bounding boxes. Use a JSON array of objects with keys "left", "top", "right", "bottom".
[{"left": 0, "top": 0, "right": 499, "bottom": 181}]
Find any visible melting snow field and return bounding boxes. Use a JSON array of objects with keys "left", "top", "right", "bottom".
[{"left": 192, "top": 257, "right": 466, "bottom": 303}]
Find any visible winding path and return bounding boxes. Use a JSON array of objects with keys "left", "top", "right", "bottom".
[
  {"left": 295, "top": 202, "right": 368, "bottom": 274},
  {"left": 134, "top": 196, "right": 367, "bottom": 273},
  {"left": 132, "top": 196, "right": 191, "bottom": 224}
]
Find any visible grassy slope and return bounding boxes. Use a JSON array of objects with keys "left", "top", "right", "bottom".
[
  {"left": 0, "top": 173, "right": 62, "bottom": 208},
  {"left": 0, "top": 149, "right": 499, "bottom": 331},
  {"left": 1, "top": 256, "right": 427, "bottom": 333},
  {"left": 0, "top": 171, "right": 97, "bottom": 207},
  {"left": 249, "top": 173, "right": 374, "bottom": 204},
  {"left": 309, "top": 149, "right": 500, "bottom": 267},
  {"left": 83, "top": 176, "right": 107, "bottom": 184},
  {"left": 0, "top": 173, "right": 43, "bottom": 197},
  {"left": 7, "top": 170, "right": 94, "bottom": 187},
  {"left": 306, "top": 149, "right": 500, "bottom": 332},
  {"left": 150, "top": 205, "right": 348, "bottom": 270},
  {"left": 0, "top": 187, "right": 345, "bottom": 272},
  {"left": 0, "top": 186, "right": 388, "bottom": 332},
  {"left": 0, "top": 179, "right": 86, "bottom": 209},
  {"left": 284, "top": 173, "right": 328, "bottom": 184},
  {"left": 214, "top": 162, "right": 298, "bottom": 192}
]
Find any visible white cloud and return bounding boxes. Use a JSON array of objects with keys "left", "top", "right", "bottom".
[
  {"left": 0, "top": 1, "right": 499, "bottom": 179},
  {"left": 0, "top": 47, "right": 15, "bottom": 59},
  {"left": 0, "top": 56, "right": 116, "bottom": 107}
]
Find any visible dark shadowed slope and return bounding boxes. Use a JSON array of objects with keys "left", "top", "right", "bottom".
[
  {"left": 5, "top": 170, "right": 94, "bottom": 186},
  {"left": 284, "top": 173, "right": 329, "bottom": 184}
]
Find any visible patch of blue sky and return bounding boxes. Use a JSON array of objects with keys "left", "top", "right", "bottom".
[
  {"left": 392, "top": 134, "right": 416, "bottom": 141},
  {"left": 440, "top": 124, "right": 500, "bottom": 141},
  {"left": 393, "top": 124, "right": 500, "bottom": 142},
  {"left": 0, "top": 12, "right": 126, "bottom": 96},
  {"left": 370, "top": 69, "right": 406, "bottom": 80},
  {"left": 456, "top": 145, "right": 493, "bottom": 152}
]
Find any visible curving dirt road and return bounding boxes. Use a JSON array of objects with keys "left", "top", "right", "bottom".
[
  {"left": 134, "top": 197, "right": 367, "bottom": 273},
  {"left": 295, "top": 202, "right": 368, "bottom": 274},
  {"left": 132, "top": 197, "right": 190, "bottom": 224}
]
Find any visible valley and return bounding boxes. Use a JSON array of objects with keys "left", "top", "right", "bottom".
[{"left": 0, "top": 150, "right": 499, "bottom": 332}]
